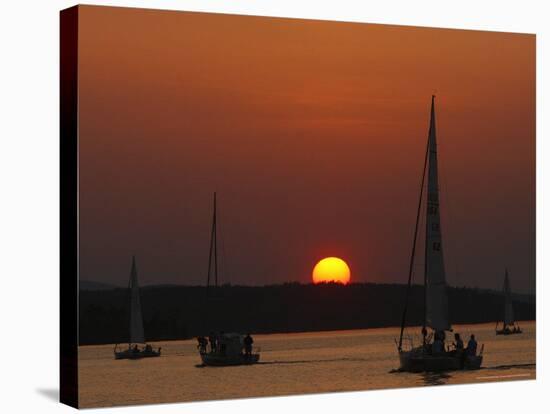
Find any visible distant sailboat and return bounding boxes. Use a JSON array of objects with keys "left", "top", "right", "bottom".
[
  {"left": 396, "top": 96, "right": 483, "bottom": 372},
  {"left": 114, "top": 256, "right": 161, "bottom": 359},
  {"left": 199, "top": 193, "right": 260, "bottom": 366},
  {"left": 496, "top": 269, "right": 522, "bottom": 335}
]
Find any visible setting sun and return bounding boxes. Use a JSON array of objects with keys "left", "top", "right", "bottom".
[{"left": 312, "top": 257, "right": 351, "bottom": 285}]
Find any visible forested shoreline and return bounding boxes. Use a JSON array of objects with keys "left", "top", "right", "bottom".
[{"left": 79, "top": 282, "right": 535, "bottom": 345}]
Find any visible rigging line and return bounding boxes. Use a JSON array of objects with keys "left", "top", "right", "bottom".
[
  {"left": 398, "top": 133, "right": 430, "bottom": 351},
  {"left": 214, "top": 194, "right": 218, "bottom": 288}
]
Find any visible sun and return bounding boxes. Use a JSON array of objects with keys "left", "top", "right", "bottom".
[{"left": 312, "top": 257, "right": 351, "bottom": 285}]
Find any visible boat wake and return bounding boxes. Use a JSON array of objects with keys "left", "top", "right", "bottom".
[
  {"left": 257, "top": 357, "right": 371, "bottom": 366},
  {"left": 481, "top": 363, "right": 535, "bottom": 370},
  {"left": 194, "top": 357, "right": 371, "bottom": 368},
  {"left": 388, "top": 362, "right": 535, "bottom": 375}
]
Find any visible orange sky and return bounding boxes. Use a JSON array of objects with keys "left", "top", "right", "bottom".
[{"left": 77, "top": 6, "right": 535, "bottom": 292}]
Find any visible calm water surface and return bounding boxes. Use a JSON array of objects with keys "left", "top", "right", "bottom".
[{"left": 79, "top": 321, "right": 536, "bottom": 407}]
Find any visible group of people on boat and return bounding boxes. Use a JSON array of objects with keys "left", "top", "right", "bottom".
[
  {"left": 114, "top": 342, "right": 161, "bottom": 359},
  {"left": 196, "top": 332, "right": 255, "bottom": 357},
  {"left": 500, "top": 325, "right": 522, "bottom": 334},
  {"left": 129, "top": 343, "right": 158, "bottom": 354},
  {"left": 422, "top": 327, "right": 478, "bottom": 366}
]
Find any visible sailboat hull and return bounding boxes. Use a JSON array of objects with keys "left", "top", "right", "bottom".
[
  {"left": 398, "top": 349, "right": 482, "bottom": 372},
  {"left": 200, "top": 352, "right": 260, "bottom": 366},
  {"left": 496, "top": 329, "right": 522, "bottom": 336}
]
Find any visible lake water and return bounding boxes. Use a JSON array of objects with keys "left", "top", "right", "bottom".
[{"left": 78, "top": 321, "right": 536, "bottom": 408}]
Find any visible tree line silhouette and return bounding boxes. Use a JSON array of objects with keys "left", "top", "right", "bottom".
[{"left": 79, "top": 283, "right": 535, "bottom": 345}]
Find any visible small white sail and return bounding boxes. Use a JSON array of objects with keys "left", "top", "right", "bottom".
[
  {"left": 503, "top": 269, "right": 515, "bottom": 326},
  {"left": 425, "top": 97, "right": 451, "bottom": 332},
  {"left": 129, "top": 256, "right": 145, "bottom": 344}
]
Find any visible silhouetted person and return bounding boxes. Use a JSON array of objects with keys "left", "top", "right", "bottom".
[
  {"left": 244, "top": 333, "right": 254, "bottom": 357},
  {"left": 432, "top": 337, "right": 444, "bottom": 354},
  {"left": 453, "top": 333, "right": 464, "bottom": 352},
  {"left": 219, "top": 331, "right": 226, "bottom": 355},
  {"left": 432, "top": 330, "right": 446, "bottom": 354},
  {"left": 197, "top": 336, "right": 207, "bottom": 354},
  {"left": 421, "top": 327, "right": 427, "bottom": 338},
  {"left": 208, "top": 332, "right": 217, "bottom": 353},
  {"left": 421, "top": 326, "right": 430, "bottom": 352},
  {"left": 451, "top": 333, "right": 465, "bottom": 367},
  {"left": 132, "top": 344, "right": 139, "bottom": 353},
  {"left": 466, "top": 334, "right": 477, "bottom": 356}
]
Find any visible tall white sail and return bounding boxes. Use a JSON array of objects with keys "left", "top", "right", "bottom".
[
  {"left": 129, "top": 256, "right": 145, "bottom": 344},
  {"left": 425, "top": 96, "right": 451, "bottom": 331},
  {"left": 503, "top": 269, "right": 515, "bottom": 326}
]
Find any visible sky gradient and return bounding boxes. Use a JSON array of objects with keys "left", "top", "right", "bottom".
[{"left": 77, "top": 6, "right": 535, "bottom": 293}]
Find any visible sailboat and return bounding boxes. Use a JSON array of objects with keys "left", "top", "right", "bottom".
[
  {"left": 199, "top": 193, "right": 260, "bottom": 366},
  {"left": 495, "top": 269, "right": 522, "bottom": 335},
  {"left": 396, "top": 96, "right": 483, "bottom": 372},
  {"left": 114, "top": 256, "right": 161, "bottom": 359}
]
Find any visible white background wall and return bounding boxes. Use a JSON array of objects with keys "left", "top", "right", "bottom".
[{"left": 0, "top": 0, "right": 547, "bottom": 413}]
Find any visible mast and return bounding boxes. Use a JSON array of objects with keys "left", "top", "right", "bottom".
[
  {"left": 128, "top": 255, "right": 145, "bottom": 344},
  {"left": 424, "top": 95, "right": 451, "bottom": 333},
  {"left": 399, "top": 96, "right": 453, "bottom": 352},
  {"left": 398, "top": 130, "right": 429, "bottom": 351},
  {"left": 206, "top": 192, "right": 218, "bottom": 296},
  {"left": 503, "top": 268, "right": 515, "bottom": 327},
  {"left": 423, "top": 97, "right": 436, "bottom": 337}
]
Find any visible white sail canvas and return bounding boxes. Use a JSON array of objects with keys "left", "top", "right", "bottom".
[
  {"left": 129, "top": 256, "right": 145, "bottom": 344},
  {"left": 425, "top": 98, "right": 451, "bottom": 332},
  {"left": 503, "top": 270, "right": 515, "bottom": 326}
]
